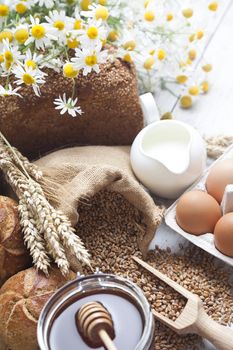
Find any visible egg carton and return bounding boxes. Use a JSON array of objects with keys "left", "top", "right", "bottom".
[{"left": 165, "top": 143, "right": 233, "bottom": 267}]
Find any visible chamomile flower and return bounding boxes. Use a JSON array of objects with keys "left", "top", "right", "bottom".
[
  {"left": 54, "top": 94, "right": 82, "bottom": 117},
  {"left": 13, "top": 0, "right": 33, "bottom": 14},
  {"left": 1, "top": 39, "right": 24, "bottom": 71},
  {"left": 25, "top": 16, "right": 56, "bottom": 50},
  {"left": 0, "top": 3, "right": 10, "bottom": 26},
  {"left": 119, "top": 30, "right": 137, "bottom": 51},
  {"left": 12, "top": 64, "right": 46, "bottom": 96},
  {"left": 66, "top": 34, "right": 80, "bottom": 49},
  {"left": 117, "top": 47, "right": 135, "bottom": 64},
  {"left": 78, "top": 19, "right": 107, "bottom": 48},
  {"left": 24, "top": 49, "right": 43, "bottom": 70},
  {"left": 72, "top": 44, "right": 108, "bottom": 75},
  {"left": 34, "top": 0, "right": 54, "bottom": 9},
  {"left": 0, "top": 84, "right": 21, "bottom": 97},
  {"left": 81, "top": 4, "right": 109, "bottom": 22},
  {"left": 14, "top": 24, "right": 30, "bottom": 45},
  {"left": 73, "top": 7, "right": 83, "bottom": 31},
  {"left": 45, "top": 10, "right": 74, "bottom": 45},
  {"left": 143, "top": 1, "right": 156, "bottom": 22}
]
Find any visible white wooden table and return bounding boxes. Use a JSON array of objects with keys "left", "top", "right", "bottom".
[{"left": 151, "top": 1, "right": 233, "bottom": 349}]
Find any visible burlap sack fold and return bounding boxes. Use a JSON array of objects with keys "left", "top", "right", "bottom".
[{"left": 35, "top": 146, "right": 163, "bottom": 257}]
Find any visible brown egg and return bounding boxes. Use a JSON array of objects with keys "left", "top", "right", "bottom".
[
  {"left": 176, "top": 190, "right": 222, "bottom": 235},
  {"left": 206, "top": 159, "right": 233, "bottom": 203},
  {"left": 214, "top": 213, "right": 233, "bottom": 257}
]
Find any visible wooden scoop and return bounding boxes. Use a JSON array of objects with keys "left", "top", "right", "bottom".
[
  {"left": 75, "top": 301, "right": 118, "bottom": 350},
  {"left": 133, "top": 256, "right": 233, "bottom": 350}
]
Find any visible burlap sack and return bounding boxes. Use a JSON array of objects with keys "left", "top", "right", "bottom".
[{"left": 35, "top": 146, "right": 163, "bottom": 257}]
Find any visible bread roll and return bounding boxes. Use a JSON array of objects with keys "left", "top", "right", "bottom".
[
  {"left": 0, "top": 59, "right": 143, "bottom": 159},
  {"left": 0, "top": 196, "right": 31, "bottom": 285},
  {"left": 0, "top": 267, "right": 76, "bottom": 350}
]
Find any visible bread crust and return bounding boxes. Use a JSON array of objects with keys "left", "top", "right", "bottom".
[
  {"left": 0, "top": 196, "right": 31, "bottom": 285},
  {"left": 0, "top": 267, "right": 76, "bottom": 350}
]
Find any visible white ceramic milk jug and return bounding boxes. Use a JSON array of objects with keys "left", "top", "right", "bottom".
[{"left": 130, "top": 93, "right": 207, "bottom": 199}]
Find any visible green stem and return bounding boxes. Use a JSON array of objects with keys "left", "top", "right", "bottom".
[{"left": 71, "top": 78, "right": 76, "bottom": 99}]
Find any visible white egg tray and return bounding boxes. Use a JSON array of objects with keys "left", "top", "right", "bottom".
[{"left": 165, "top": 143, "right": 233, "bottom": 267}]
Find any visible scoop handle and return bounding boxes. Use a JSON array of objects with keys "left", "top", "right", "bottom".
[{"left": 194, "top": 307, "right": 233, "bottom": 350}]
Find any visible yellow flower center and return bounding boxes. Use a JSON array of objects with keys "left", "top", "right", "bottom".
[
  {"left": 63, "top": 63, "right": 79, "bottom": 78},
  {"left": 144, "top": 11, "right": 155, "bottom": 22},
  {"left": 0, "top": 4, "right": 9, "bottom": 17},
  {"left": 202, "top": 63, "right": 212, "bottom": 73},
  {"left": 188, "top": 86, "right": 199, "bottom": 96},
  {"left": 182, "top": 8, "right": 193, "bottom": 18},
  {"left": 197, "top": 30, "right": 204, "bottom": 40},
  {"left": 166, "top": 13, "right": 173, "bottom": 21},
  {"left": 108, "top": 30, "right": 118, "bottom": 42},
  {"left": 0, "top": 31, "right": 13, "bottom": 43},
  {"left": 0, "top": 55, "right": 4, "bottom": 63},
  {"left": 4, "top": 51, "right": 13, "bottom": 62},
  {"left": 95, "top": 6, "right": 109, "bottom": 21},
  {"left": 176, "top": 75, "right": 188, "bottom": 84},
  {"left": 80, "top": 0, "right": 92, "bottom": 11},
  {"left": 16, "top": 3, "right": 27, "bottom": 14},
  {"left": 208, "top": 2, "right": 218, "bottom": 11},
  {"left": 143, "top": 56, "right": 155, "bottom": 70},
  {"left": 123, "top": 53, "right": 132, "bottom": 63},
  {"left": 31, "top": 24, "right": 46, "bottom": 39},
  {"left": 15, "top": 28, "right": 29, "bottom": 44},
  {"left": 26, "top": 60, "right": 37, "bottom": 69},
  {"left": 99, "top": 0, "right": 107, "bottom": 4},
  {"left": 180, "top": 95, "right": 192, "bottom": 109},
  {"left": 158, "top": 49, "right": 166, "bottom": 60},
  {"left": 74, "top": 20, "right": 82, "bottom": 30},
  {"left": 201, "top": 81, "right": 209, "bottom": 93},
  {"left": 149, "top": 49, "right": 155, "bottom": 55},
  {"left": 87, "top": 26, "right": 98, "bottom": 39},
  {"left": 123, "top": 40, "right": 136, "bottom": 51},
  {"left": 67, "top": 38, "right": 79, "bottom": 49},
  {"left": 23, "top": 73, "right": 35, "bottom": 85},
  {"left": 188, "top": 49, "right": 196, "bottom": 61},
  {"left": 85, "top": 55, "right": 97, "bottom": 66},
  {"left": 54, "top": 21, "right": 65, "bottom": 31}
]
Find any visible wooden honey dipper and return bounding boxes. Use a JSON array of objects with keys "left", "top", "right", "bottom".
[{"left": 75, "top": 301, "right": 118, "bottom": 350}]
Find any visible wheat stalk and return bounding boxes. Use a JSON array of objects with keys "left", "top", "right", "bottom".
[{"left": 0, "top": 133, "right": 90, "bottom": 275}]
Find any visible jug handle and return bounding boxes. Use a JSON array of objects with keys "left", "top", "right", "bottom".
[{"left": 140, "top": 93, "right": 160, "bottom": 125}]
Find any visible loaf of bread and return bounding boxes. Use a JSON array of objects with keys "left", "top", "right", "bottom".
[
  {"left": 0, "top": 59, "right": 143, "bottom": 159},
  {"left": 0, "top": 267, "right": 76, "bottom": 350},
  {"left": 0, "top": 196, "right": 31, "bottom": 285}
]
